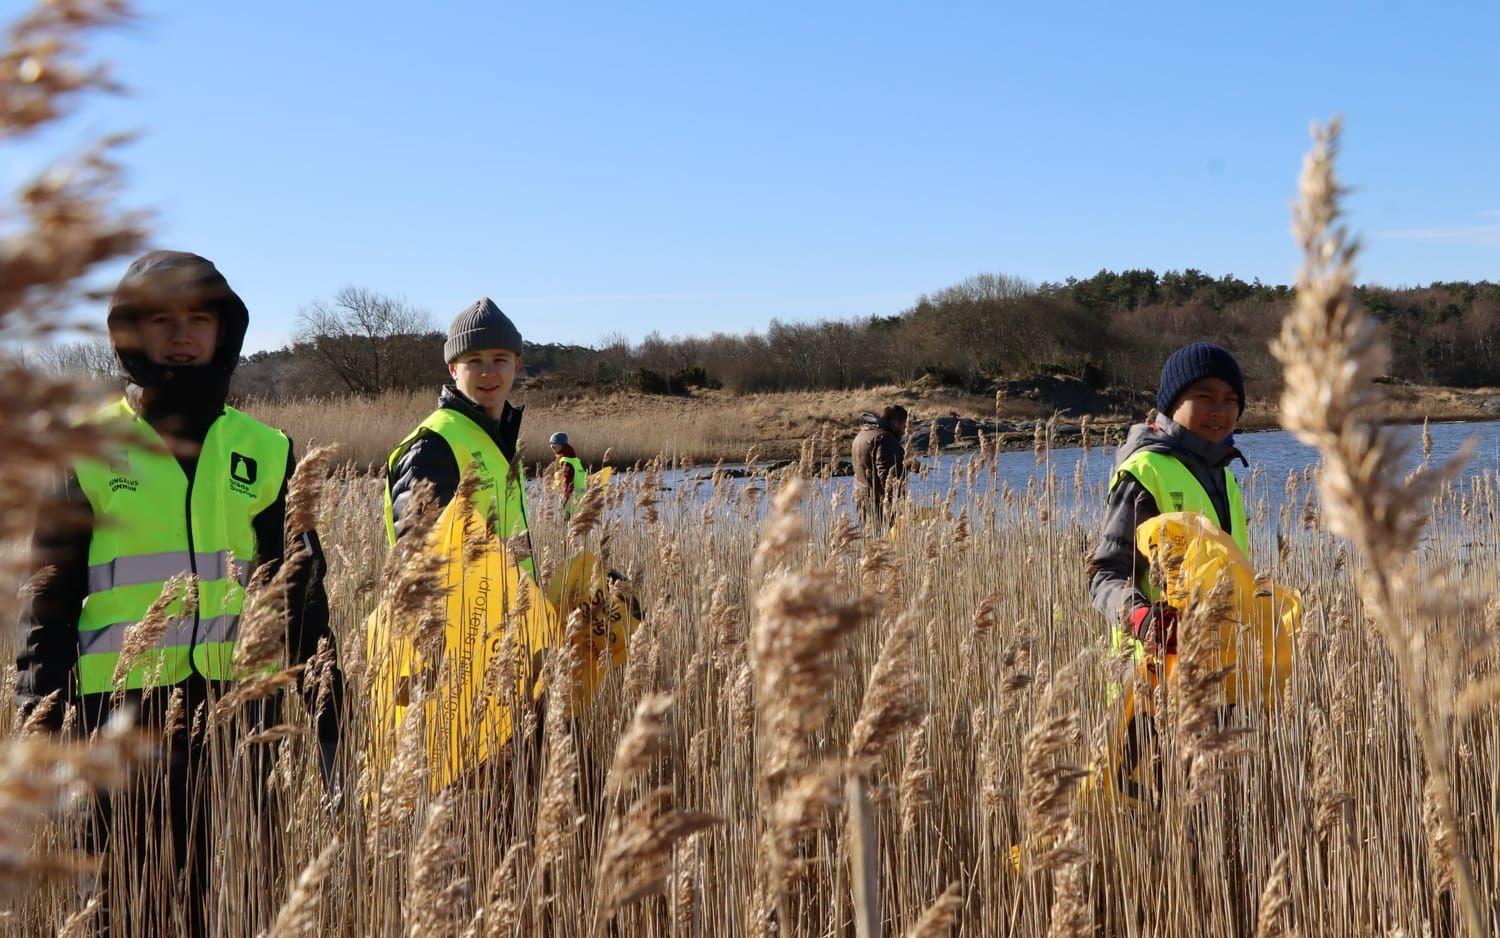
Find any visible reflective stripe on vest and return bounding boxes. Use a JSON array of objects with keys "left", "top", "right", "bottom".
[
  {"left": 72, "top": 399, "right": 290, "bottom": 694},
  {"left": 87, "top": 550, "right": 250, "bottom": 595},
  {"left": 1110, "top": 448, "right": 1249, "bottom": 604},
  {"left": 384, "top": 407, "right": 534, "bottom": 578},
  {"left": 79, "top": 614, "right": 239, "bottom": 654}
]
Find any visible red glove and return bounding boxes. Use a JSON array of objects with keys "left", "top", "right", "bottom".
[{"left": 1127, "top": 602, "right": 1179, "bottom": 654}]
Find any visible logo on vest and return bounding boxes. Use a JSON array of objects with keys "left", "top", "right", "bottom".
[
  {"left": 1169, "top": 491, "right": 1185, "bottom": 511},
  {"left": 109, "top": 475, "right": 138, "bottom": 493},
  {"left": 107, "top": 450, "right": 136, "bottom": 492},
  {"left": 229, "top": 453, "right": 258, "bottom": 496}
]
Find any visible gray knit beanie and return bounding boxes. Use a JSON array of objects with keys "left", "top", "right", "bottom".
[{"left": 444, "top": 297, "right": 523, "bottom": 362}]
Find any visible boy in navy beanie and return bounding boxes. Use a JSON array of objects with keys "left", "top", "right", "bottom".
[{"left": 1087, "top": 342, "right": 1250, "bottom": 657}]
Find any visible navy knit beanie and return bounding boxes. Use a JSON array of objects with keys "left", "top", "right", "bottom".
[{"left": 1156, "top": 343, "right": 1245, "bottom": 416}]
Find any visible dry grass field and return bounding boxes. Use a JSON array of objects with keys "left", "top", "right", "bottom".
[
  {"left": 245, "top": 379, "right": 1500, "bottom": 477},
  {"left": 6, "top": 417, "right": 1499, "bottom": 936},
  {"left": 244, "top": 385, "right": 1003, "bottom": 471}
]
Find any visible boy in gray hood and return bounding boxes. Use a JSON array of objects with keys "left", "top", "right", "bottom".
[{"left": 1088, "top": 343, "right": 1249, "bottom": 657}]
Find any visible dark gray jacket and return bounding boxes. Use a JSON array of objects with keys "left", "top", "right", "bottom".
[
  {"left": 1086, "top": 415, "right": 1246, "bottom": 623},
  {"left": 852, "top": 413, "right": 906, "bottom": 517}
]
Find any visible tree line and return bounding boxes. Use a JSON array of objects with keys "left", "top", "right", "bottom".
[{"left": 36, "top": 271, "right": 1500, "bottom": 400}]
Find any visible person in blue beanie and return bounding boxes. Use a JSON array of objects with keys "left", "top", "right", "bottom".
[{"left": 1087, "top": 342, "right": 1249, "bottom": 658}]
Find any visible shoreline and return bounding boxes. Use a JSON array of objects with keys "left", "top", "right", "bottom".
[
  {"left": 661, "top": 411, "right": 1500, "bottom": 480},
  {"left": 250, "top": 381, "right": 1500, "bottom": 472}
]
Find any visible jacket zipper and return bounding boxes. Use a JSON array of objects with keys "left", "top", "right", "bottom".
[
  {"left": 450, "top": 396, "right": 537, "bottom": 575},
  {"left": 183, "top": 464, "right": 204, "bottom": 678}
]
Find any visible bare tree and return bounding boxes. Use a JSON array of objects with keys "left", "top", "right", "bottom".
[
  {"left": 293, "top": 286, "right": 435, "bottom": 395},
  {"left": 31, "top": 337, "right": 117, "bottom": 378},
  {"left": 928, "top": 272, "right": 1034, "bottom": 306},
  {"left": 594, "top": 330, "right": 633, "bottom": 388}
]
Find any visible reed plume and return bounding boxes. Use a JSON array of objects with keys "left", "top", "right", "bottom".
[
  {"left": 753, "top": 477, "right": 810, "bottom": 576},
  {"left": 753, "top": 568, "right": 874, "bottom": 784},
  {"left": 1171, "top": 575, "right": 1253, "bottom": 806},
  {"left": 262, "top": 839, "right": 341, "bottom": 938},
  {"left": 408, "top": 793, "right": 467, "bottom": 938},
  {"left": 1046, "top": 828, "right": 1092, "bottom": 938},
  {"left": 534, "top": 651, "right": 583, "bottom": 875},
  {"left": 370, "top": 688, "right": 428, "bottom": 856},
  {"left": 1272, "top": 118, "right": 1488, "bottom": 934},
  {"left": 604, "top": 692, "right": 673, "bottom": 798},
  {"left": 285, "top": 443, "right": 337, "bottom": 542},
  {"left": 599, "top": 786, "right": 722, "bottom": 911},
  {"left": 758, "top": 759, "right": 843, "bottom": 897},
  {"left": 462, "top": 844, "right": 525, "bottom": 938},
  {"left": 899, "top": 715, "right": 933, "bottom": 837},
  {"left": 113, "top": 572, "right": 194, "bottom": 686},
  {"left": 568, "top": 475, "right": 608, "bottom": 541},
  {"left": 0, "top": 711, "right": 150, "bottom": 898},
  {"left": 1254, "top": 849, "right": 1294, "bottom": 938},
  {"left": 1021, "top": 664, "right": 1089, "bottom": 869},
  {"left": 1307, "top": 706, "right": 1350, "bottom": 842},
  {"left": 847, "top": 595, "right": 925, "bottom": 769},
  {"left": 905, "top": 881, "right": 962, "bottom": 937}
]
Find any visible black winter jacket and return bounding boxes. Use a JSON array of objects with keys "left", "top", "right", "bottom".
[{"left": 15, "top": 413, "right": 342, "bottom": 765}]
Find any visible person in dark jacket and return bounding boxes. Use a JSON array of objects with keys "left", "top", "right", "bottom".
[
  {"left": 1087, "top": 343, "right": 1249, "bottom": 657},
  {"left": 15, "top": 251, "right": 342, "bottom": 936},
  {"left": 385, "top": 298, "right": 535, "bottom": 575},
  {"left": 852, "top": 405, "right": 909, "bottom": 526}
]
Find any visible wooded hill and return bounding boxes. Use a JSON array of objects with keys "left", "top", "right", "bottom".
[{"left": 42, "top": 271, "right": 1500, "bottom": 402}]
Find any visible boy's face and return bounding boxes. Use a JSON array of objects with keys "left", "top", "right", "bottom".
[
  {"left": 448, "top": 348, "right": 521, "bottom": 417},
  {"left": 1169, "top": 377, "right": 1240, "bottom": 443},
  {"left": 137, "top": 305, "right": 218, "bottom": 367}
]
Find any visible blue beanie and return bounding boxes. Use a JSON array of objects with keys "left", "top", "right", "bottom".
[{"left": 1156, "top": 343, "right": 1245, "bottom": 416}]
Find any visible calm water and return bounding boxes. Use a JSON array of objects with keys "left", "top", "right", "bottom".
[
  {"left": 909, "top": 420, "right": 1500, "bottom": 503},
  {"left": 654, "top": 420, "right": 1500, "bottom": 523}
]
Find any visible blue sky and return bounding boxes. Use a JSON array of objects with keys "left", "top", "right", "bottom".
[{"left": 17, "top": 0, "right": 1499, "bottom": 352}]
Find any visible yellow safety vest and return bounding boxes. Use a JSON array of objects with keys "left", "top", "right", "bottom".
[
  {"left": 384, "top": 407, "right": 534, "bottom": 578},
  {"left": 560, "top": 455, "right": 586, "bottom": 515},
  {"left": 73, "top": 399, "right": 289, "bottom": 695},
  {"left": 1109, "top": 448, "right": 1249, "bottom": 657}
]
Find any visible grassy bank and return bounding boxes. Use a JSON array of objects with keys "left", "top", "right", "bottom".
[
  {"left": 244, "top": 385, "right": 1002, "bottom": 470},
  {"left": 247, "top": 380, "right": 1500, "bottom": 471}
]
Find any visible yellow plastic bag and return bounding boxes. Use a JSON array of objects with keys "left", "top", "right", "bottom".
[
  {"left": 366, "top": 495, "right": 639, "bottom": 790},
  {"left": 544, "top": 548, "right": 638, "bottom": 691},
  {"left": 1100, "top": 510, "right": 1300, "bottom": 806}
]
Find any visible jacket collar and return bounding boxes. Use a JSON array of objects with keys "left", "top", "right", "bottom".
[
  {"left": 1155, "top": 414, "right": 1245, "bottom": 468},
  {"left": 438, "top": 384, "right": 523, "bottom": 461},
  {"left": 1114, "top": 413, "right": 1246, "bottom": 473},
  {"left": 124, "top": 381, "right": 226, "bottom": 453}
]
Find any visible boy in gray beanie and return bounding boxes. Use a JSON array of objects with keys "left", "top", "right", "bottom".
[{"left": 384, "top": 297, "right": 537, "bottom": 576}]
